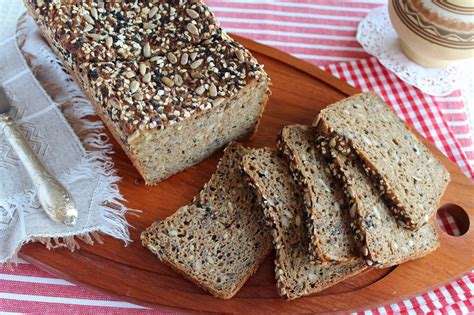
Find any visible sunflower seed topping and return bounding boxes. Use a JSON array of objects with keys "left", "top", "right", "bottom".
[
  {"left": 86, "top": 33, "right": 101, "bottom": 41},
  {"left": 209, "top": 83, "right": 217, "bottom": 97},
  {"left": 90, "top": 7, "right": 98, "bottom": 20},
  {"left": 144, "top": 22, "right": 157, "bottom": 30},
  {"left": 185, "top": 8, "right": 199, "bottom": 19},
  {"left": 180, "top": 52, "right": 189, "bottom": 65},
  {"left": 236, "top": 49, "right": 245, "bottom": 62},
  {"left": 130, "top": 81, "right": 140, "bottom": 94},
  {"left": 174, "top": 74, "right": 183, "bottom": 86},
  {"left": 83, "top": 13, "right": 94, "bottom": 25},
  {"left": 105, "top": 35, "right": 113, "bottom": 48},
  {"left": 167, "top": 52, "right": 178, "bottom": 64},
  {"left": 142, "top": 73, "right": 152, "bottom": 83},
  {"left": 143, "top": 42, "right": 151, "bottom": 58},
  {"left": 161, "top": 76, "right": 174, "bottom": 88},
  {"left": 195, "top": 85, "right": 206, "bottom": 95},
  {"left": 186, "top": 23, "right": 199, "bottom": 36},
  {"left": 139, "top": 63, "right": 147, "bottom": 76},
  {"left": 42, "top": 0, "right": 266, "bottom": 134},
  {"left": 84, "top": 23, "right": 94, "bottom": 33},
  {"left": 190, "top": 59, "right": 203, "bottom": 69},
  {"left": 148, "top": 7, "right": 158, "bottom": 19},
  {"left": 125, "top": 71, "right": 135, "bottom": 79}
]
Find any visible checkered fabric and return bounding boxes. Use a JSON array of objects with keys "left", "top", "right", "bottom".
[{"left": 1, "top": 0, "right": 473, "bottom": 313}]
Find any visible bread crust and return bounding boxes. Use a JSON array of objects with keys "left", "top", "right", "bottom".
[
  {"left": 313, "top": 92, "right": 450, "bottom": 230},
  {"left": 277, "top": 125, "right": 359, "bottom": 264},
  {"left": 241, "top": 148, "right": 366, "bottom": 300},
  {"left": 25, "top": 1, "right": 271, "bottom": 185},
  {"left": 142, "top": 238, "right": 271, "bottom": 299},
  {"left": 316, "top": 136, "right": 440, "bottom": 268},
  {"left": 141, "top": 143, "right": 272, "bottom": 299}
]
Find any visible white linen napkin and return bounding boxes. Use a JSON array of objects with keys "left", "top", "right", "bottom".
[{"left": 0, "top": 14, "right": 133, "bottom": 263}]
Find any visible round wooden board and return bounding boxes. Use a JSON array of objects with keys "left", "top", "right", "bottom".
[{"left": 20, "top": 35, "right": 474, "bottom": 313}]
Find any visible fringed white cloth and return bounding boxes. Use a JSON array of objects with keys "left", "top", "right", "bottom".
[{"left": 0, "top": 14, "right": 136, "bottom": 263}]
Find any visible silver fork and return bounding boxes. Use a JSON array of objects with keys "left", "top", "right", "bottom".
[{"left": 0, "top": 86, "right": 77, "bottom": 226}]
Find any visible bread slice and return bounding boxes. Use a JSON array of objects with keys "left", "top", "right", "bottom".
[
  {"left": 277, "top": 125, "right": 358, "bottom": 263},
  {"left": 141, "top": 143, "right": 272, "bottom": 299},
  {"left": 317, "top": 138, "right": 440, "bottom": 268},
  {"left": 314, "top": 93, "right": 450, "bottom": 229},
  {"left": 242, "top": 148, "right": 367, "bottom": 300}
]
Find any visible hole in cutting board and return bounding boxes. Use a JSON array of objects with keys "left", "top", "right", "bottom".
[{"left": 436, "top": 204, "right": 470, "bottom": 236}]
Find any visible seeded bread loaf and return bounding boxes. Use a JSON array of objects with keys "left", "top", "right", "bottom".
[
  {"left": 317, "top": 138, "right": 440, "bottom": 268},
  {"left": 242, "top": 148, "right": 366, "bottom": 300},
  {"left": 25, "top": 0, "right": 270, "bottom": 184},
  {"left": 314, "top": 93, "right": 449, "bottom": 229},
  {"left": 141, "top": 143, "right": 272, "bottom": 299},
  {"left": 277, "top": 125, "right": 358, "bottom": 263}
]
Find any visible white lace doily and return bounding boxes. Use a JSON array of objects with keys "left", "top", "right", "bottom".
[{"left": 356, "top": 6, "right": 474, "bottom": 97}]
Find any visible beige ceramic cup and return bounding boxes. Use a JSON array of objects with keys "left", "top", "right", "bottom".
[{"left": 389, "top": 0, "right": 474, "bottom": 68}]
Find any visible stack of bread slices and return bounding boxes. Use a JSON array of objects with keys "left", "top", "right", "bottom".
[{"left": 142, "top": 93, "right": 450, "bottom": 300}]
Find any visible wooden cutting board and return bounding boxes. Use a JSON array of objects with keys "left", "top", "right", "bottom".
[{"left": 20, "top": 35, "right": 474, "bottom": 313}]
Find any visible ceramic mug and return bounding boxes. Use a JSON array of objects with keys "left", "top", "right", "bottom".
[{"left": 388, "top": 0, "right": 474, "bottom": 68}]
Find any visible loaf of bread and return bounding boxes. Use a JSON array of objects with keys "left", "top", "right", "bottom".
[
  {"left": 277, "top": 125, "right": 358, "bottom": 263},
  {"left": 25, "top": 0, "right": 270, "bottom": 184},
  {"left": 141, "top": 143, "right": 272, "bottom": 299},
  {"left": 242, "top": 148, "right": 366, "bottom": 300},
  {"left": 317, "top": 138, "right": 440, "bottom": 268},
  {"left": 314, "top": 93, "right": 449, "bottom": 229}
]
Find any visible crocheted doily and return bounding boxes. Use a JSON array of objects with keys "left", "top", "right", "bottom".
[{"left": 357, "top": 6, "right": 473, "bottom": 97}]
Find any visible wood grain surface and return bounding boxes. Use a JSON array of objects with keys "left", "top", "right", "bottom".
[{"left": 19, "top": 35, "right": 474, "bottom": 313}]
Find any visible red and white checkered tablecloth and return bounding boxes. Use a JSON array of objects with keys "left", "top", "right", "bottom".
[{"left": 1, "top": 1, "right": 473, "bottom": 314}]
